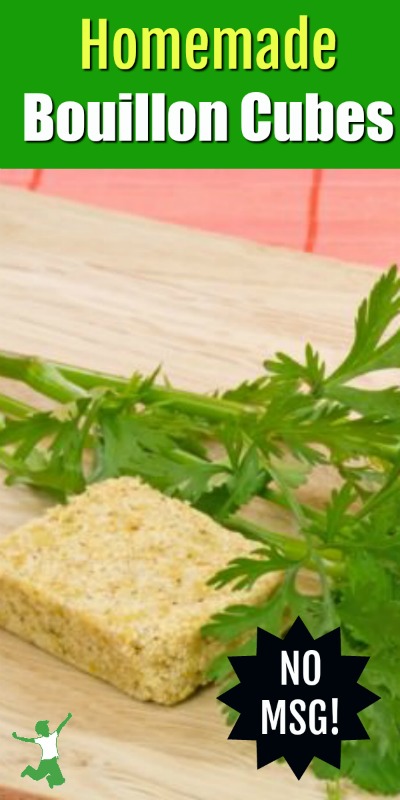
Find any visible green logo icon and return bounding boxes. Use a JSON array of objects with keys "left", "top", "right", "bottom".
[{"left": 12, "top": 713, "right": 72, "bottom": 789}]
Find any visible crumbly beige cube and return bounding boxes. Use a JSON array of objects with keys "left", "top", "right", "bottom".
[{"left": 0, "top": 477, "right": 280, "bottom": 704}]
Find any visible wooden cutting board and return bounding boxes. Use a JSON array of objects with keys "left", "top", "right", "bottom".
[{"left": 0, "top": 185, "right": 391, "bottom": 800}]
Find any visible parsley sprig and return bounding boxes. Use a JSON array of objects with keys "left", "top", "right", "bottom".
[{"left": 1, "top": 267, "right": 400, "bottom": 793}]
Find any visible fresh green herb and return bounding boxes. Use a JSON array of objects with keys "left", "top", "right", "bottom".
[
  {"left": 326, "top": 782, "right": 343, "bottom": 800},
  {"left": 1, "top": 267, "right": 400, "bottom": 793}
]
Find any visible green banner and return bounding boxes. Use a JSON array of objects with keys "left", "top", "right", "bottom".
[{"left": 1, "top": 1, "right": 398, "bottom": 167}]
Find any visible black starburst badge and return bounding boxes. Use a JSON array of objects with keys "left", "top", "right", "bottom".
[{"left": 218, "top": 617, "right": 380, "bottom": 779}]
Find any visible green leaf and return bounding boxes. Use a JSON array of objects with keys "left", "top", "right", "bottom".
[
  {"left": 94, "top": 410, "right": 225, "bottom": 503},
  {"left": 328, "top": 265, "right": 400, "bottom": 383},
  {"left": 265, "top": 342, "right": 325, "bottom": 390},
  {"left": 207, "top": 546, "right": 296, "bottom": 590},
  {"left": 325, "top": 384, "right": 400, "bottom": 421}
]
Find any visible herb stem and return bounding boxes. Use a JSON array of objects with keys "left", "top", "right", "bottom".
[
  {"left": 0, "top": 393, "right": 32, "bottom": 419},
  {"left": 0, "top": 350, "right": 251, "bottom": 424},
  {"left": 38, "top": 357, "right": 249, "bottom": 422},
  {"left": 0, "top": 352, "right": 88, "bottom": 404},
  {"left": 227, "top": 514, "right": 345, "bottom": 576}
]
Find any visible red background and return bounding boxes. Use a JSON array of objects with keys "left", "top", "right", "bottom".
[{"left": 2, "top": 170, "right": 399, "bottom": 268}]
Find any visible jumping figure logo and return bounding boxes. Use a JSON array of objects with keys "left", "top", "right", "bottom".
[{"left": 12, "top": 713, "right": 72, "bottom": 789}]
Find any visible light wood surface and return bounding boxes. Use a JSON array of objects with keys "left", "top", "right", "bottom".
[{"left": 0, "top": 186, "right": 390, "bottom": 799}]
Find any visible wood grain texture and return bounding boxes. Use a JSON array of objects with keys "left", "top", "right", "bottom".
[
  {"left": 0, "top": 788, "right": 54, "bottom": 800},
  {"left": 0, "top": 186, "right": 392, "bottom": 799}
]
